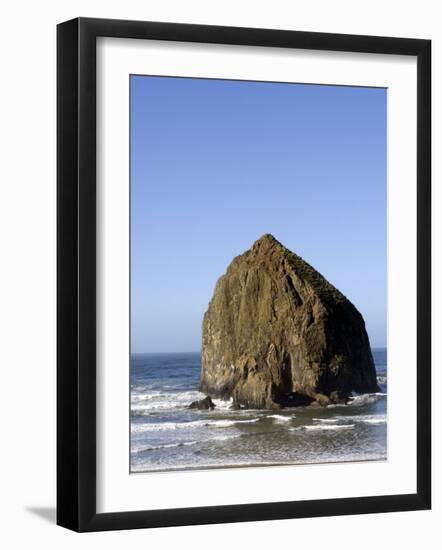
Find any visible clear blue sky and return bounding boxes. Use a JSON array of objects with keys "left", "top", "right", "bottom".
[{"left": 131, "top": 75, "right": 386, "bottom": 352}]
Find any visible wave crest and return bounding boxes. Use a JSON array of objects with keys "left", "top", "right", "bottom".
[{"left": 131, "top": 417, "right": 260, "bottom": 433}]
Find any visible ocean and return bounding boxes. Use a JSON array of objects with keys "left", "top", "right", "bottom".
[{"left": 131, "top": 349, "right": 387, "bottom": 473}]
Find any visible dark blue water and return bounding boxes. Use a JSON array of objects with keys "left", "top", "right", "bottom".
[{"left": 131, "top": 349, "right": 387, "bottom": 472}]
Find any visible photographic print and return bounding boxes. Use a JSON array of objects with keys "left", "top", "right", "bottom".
[
  {"left": 130, "top": 75, "right": 387, "bottom": 473},
  {"left": 57, "top": 18, "right": 431, "bottom": 530}
]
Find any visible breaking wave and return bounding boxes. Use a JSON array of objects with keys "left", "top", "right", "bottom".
[
  {"left": 347, "top": 393, "right": 387, "bottom": 406},
  {"left": 131, "top": 417, "right": 260, "bottom": 434},
  {"left": 132, "top": 440, "right": 199, "bottom": 454},
  {"left": 268, "top": 414, "right": 294, "bottom": 422},
  {"left": 301, "top": 424, "right": 356, "bottom": 432},
  {"left": 131, "top": 390, "right": 235, "bottom": 414},
  {"left": 313, "top": 414, "right": 387, "bottom": 426}
]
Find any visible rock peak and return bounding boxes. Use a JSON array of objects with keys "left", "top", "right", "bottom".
[
  {"left": 256, "top": 233, "right": 277, "bottom": 243},
  {"left": 251, "top": 233, "right": 284, "bottom": 252},
  {"left": 254, "top": 233, "right": 278, "bottom": 245}
]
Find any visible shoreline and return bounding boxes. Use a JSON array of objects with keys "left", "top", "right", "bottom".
[{"left": 130, "top": 455, "right": 388, "bottom": 475}]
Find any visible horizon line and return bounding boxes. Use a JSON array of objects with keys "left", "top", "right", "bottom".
[{"left": 131, "top": 346, "right": 387, "bottom": 355}]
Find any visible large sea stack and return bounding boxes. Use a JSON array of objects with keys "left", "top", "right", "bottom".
[{"left": 200, "top": 234, "right": 379, "bottom": 409}]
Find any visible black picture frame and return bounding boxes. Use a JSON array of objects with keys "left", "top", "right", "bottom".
[{"left": 57, "top": 17, "right": 431, "bottom": 532}]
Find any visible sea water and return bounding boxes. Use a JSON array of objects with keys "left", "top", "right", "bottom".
[{"left": 131, "top": 349, "right": 387, "bottom": 472}]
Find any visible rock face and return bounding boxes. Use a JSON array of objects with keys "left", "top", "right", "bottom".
[{"left": 200, "top": 234, "right": 379, "bottom": 409}]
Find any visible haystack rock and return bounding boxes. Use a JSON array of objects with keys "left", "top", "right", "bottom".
[{"left": 200, "top": 234, "right": 379, "bottom": 409}]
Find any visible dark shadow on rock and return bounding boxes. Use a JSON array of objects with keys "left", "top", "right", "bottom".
[
  {"left": 278, "top": 392, "right": 314, "bottom": 408},
  {"left": 26, "top": 506, "right": 56, "bottom": 524}
]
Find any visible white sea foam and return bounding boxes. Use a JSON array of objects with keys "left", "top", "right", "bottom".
[
  {"left": 313, "top": 414, "right": 387, "bottom": 425},
  {"left": 131, "top": 417, "right": 261, "bottom": 433},
  {"left": 132, "top": 440, "right": 198, "bottom": 454},
  {"left": 132, "top": 433, "right": 244, "bottom": 455},
  {"left": 210, "top": 418, "right": 261, "bottom": 427},
  {"left": 348, "top": 393, "right": 387, "bottom": 406},
  {"left": 292, "top": 424, "right": 355, "bottom": 432},
  {"left": 131, "top": 392, "right": 237, "bottom": 414},
  {"left": 268, "top": 414, "right": 293, "bottom": 422},
  {"left": 212, "top": 397, "right": 234, "bottom": 410},
  {"left": 358, "top": 414, "right": 387, "bottom": 425},
  {"left": 131, "top": 390, "right": 204, "bottom": 413}
]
